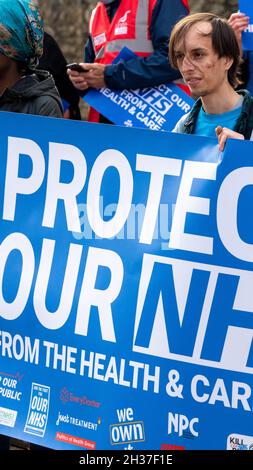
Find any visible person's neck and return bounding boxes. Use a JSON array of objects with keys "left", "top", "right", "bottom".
[
  {"left": 0, "top": 68, "right": 22, "bottom": 96},
  {"left": 201, "top": 82, "right": 240, "bottom": 115}
]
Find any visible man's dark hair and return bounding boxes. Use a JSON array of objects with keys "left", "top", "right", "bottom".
[{"left": 169, "top": 12, "right": 241, "bottom": 87}]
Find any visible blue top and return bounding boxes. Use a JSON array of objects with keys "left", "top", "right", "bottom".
[
  {"left": 194, "top": 100, "right": 243, "bottom": 138},
  {"left": 84, "top": 0, "right": 189, "bottom": 90},
  {"left": 173, "top": 97, "right": 244, "bottom": 136}
]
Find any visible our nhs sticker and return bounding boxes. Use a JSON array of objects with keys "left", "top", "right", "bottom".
[{"left": 24, "top": 383, "right": 50, "bottom": 437}]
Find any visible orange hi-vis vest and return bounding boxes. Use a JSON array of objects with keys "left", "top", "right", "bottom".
[
  {"left": 88, "top": 0, "right": 190, "bottom": 121},
  {"left": 89, "top": 0, "right": 157, "bottom": 65}
]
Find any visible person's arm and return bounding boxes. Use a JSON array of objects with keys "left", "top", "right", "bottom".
[
  {"left": 32, "top": 96, "right": 63, "bottom": 118},
  {"left": 228, "top": 12, "right": 250, "bottom": 56}
]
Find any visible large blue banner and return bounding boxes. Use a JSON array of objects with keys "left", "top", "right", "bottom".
[
  {"left": 0, "top": 112, "right": 253, "bottom": 450},
  {"left": 239, "top": 0, "right": 253, "bottom": 51}
]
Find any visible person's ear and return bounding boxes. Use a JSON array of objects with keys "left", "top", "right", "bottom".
[{"left": 224, "top": 56, "right": 233, "bottom": 70}]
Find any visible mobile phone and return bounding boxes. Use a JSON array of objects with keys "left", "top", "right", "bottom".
[{"left": 66, "top": 62, "right": 88, "bottom": 73}]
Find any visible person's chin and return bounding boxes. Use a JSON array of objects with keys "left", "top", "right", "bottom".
[
  {"left": 189, "top": 87, "right": 202, "bottom": 98},
  {"left": 186, "top": 79, "right": 205, "bottom": 96}
]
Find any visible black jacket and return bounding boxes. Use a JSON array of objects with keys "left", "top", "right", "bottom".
[
  {"left": 0, "top": 69, "right": 63, "bottom": 117},
  {"left": 39, "top": 32, "right": 81, "bottom": 119}
]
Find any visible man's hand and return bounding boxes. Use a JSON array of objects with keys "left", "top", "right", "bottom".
[
  {"left": 215, "top": 126, "right": 245, "bottom": 152},
  {"left": 228, "top": 12, "right": 250, "bottom": 55},
  {"left": 67, "top": 62, "right": 106, "bottom": 90},
  {"left": 83, "top": 63, "right": 106, "bottom": 89},
  {"left": 67, "top": 63, "right": 90, "bottom": 91}
]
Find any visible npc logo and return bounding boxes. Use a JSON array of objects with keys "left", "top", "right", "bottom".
[
  {"left": 24, "top": 383, "right": 50, "bottom": 437},
  {"left": 168, "top": 412, "right": 199, "bottom": 439}
]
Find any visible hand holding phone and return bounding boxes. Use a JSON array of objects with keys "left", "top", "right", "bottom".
[{"left": 66, "top": 63, "right": 88, "bottom": 73}]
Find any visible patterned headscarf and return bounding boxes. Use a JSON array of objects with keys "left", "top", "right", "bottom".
[{"left": 0, "top": 0, "right": 44, "bottom": 68}]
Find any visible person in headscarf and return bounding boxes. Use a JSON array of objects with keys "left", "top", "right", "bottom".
[{"left": 0, "top": 0, "right": 63, "bottom": 117}]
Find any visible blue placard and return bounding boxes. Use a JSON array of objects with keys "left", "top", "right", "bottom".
[
  {"left": 83, "top": 47, "right": 194, "bottom": 131},
  {"left": 0, "top": 112, "right": 253, "bottom": 450},
  {"left": 239, "top": 0, "right": 253, "bottom": 51}
]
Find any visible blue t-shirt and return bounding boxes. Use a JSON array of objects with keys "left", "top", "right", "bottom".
[{"left": 194, "top": 100, "right": 243, "bottom": 138}]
